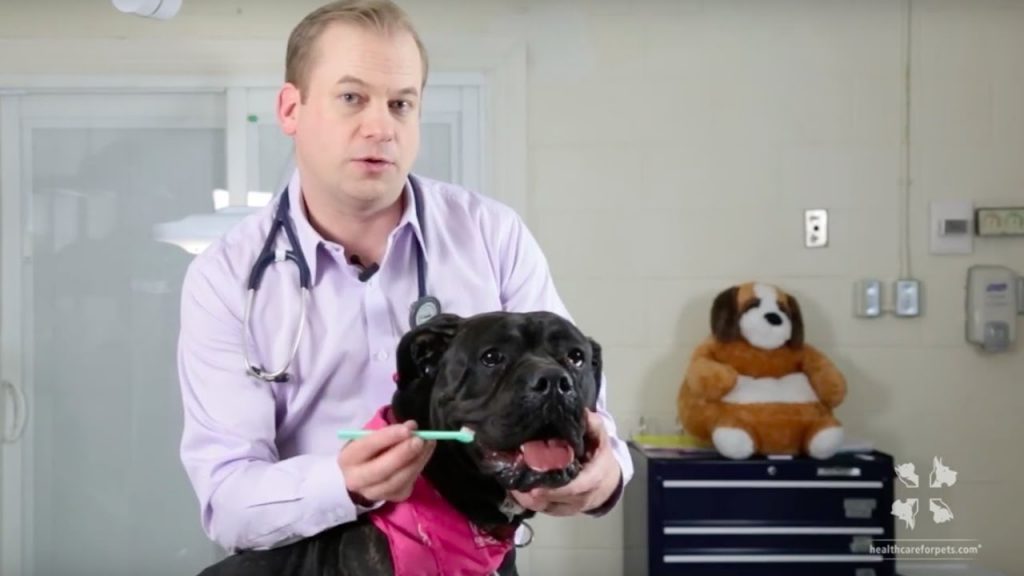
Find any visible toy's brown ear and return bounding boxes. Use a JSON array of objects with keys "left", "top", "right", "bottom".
[
  {"left": 711, "top": 287, "right": 741, "bottom": 342},
  {"left": 786, "top": 293, "right": 804, "bottom": 348},
  {"left": 585, "top": 337, "right": 603, "bottom": 410}
]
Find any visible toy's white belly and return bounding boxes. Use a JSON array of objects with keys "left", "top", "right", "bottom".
[{"left": 722, "top": 373, "right": 818, "bottom": 404}]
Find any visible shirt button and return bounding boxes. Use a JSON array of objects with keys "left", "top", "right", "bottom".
[{"left": 375, "top": 351, "right": 389, "bottom": 361}]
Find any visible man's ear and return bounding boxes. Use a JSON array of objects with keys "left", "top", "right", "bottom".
[{"left": 585, "top": 337, "right": 603, "bottom": 410}]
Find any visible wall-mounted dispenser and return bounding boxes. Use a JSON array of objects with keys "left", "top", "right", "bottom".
[{"left": 965, "top": 265, "right": 1020, "bottom": 353}]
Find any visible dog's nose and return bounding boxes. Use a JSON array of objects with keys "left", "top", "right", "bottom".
[
  {"left": 764, "top": 312, "right": 783, "bottom": 326},
  {"left": 529, "top": 367, "right": 573, "bottom": 397}
]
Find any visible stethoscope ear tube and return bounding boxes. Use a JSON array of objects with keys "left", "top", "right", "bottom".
[{"left": 242, "top": 176, "right": 436, "bottom": 383}]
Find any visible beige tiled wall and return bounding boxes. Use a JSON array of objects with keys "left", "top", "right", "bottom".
[
  {"left": 2, "top": 0, "right": 1022, "bottom": 574},
  {"left": 428, "top": 1, "right": 1024, "bottom": 573}
]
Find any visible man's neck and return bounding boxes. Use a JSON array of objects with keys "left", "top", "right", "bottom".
[{"left": 301, "top": 185, "right": 404, "bottom": 265}]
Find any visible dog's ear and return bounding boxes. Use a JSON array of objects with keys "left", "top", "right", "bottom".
[
  {"left": 393, "top": 313, "right": 464, "bottom": 423},
  {"left": 785, "top": 293, "right": 804, "bottom": 348},
  {"left": 585, "top": 337, "right": 603, "bottom": 409},
  {"left": 396, "top": 313, "right": 464, "bottom": 387},
  {"left": 711, "top": 287, "right": 741, "bottom": 342}
]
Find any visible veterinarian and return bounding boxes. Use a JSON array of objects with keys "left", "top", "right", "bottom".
[{"left": 176, "top": 0, "right": 633, "bottom": 564}]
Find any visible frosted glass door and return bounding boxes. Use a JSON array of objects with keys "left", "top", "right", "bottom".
[{"left": 1, "top": 92, "right": 225, "bottom": 576}]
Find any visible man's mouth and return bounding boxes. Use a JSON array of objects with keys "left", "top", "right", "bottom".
[
  {"left": 354, "top": 156, "right": 393, "bottom": 164},
  {"left": 352, "top": 156, "right": 395, "bottom": 172}
]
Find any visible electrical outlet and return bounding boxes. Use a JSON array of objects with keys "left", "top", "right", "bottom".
[
  {"left": 976, "top": 207, "right": 1024, "bottom": 236},
  {"left": 805, "top": 209, "right": 828, "bottom": 248},
  {"left": 895, "top": 279, "right": 921, "bottom": 317}
]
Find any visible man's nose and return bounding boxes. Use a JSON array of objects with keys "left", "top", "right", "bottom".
[
  {"left": 527, "top": 366, "right": 574, "bottom": 398},
  {"left": 359, "top": 102, "right": 396, "bottom": 141}
]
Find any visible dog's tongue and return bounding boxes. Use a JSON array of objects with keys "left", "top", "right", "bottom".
[{"left": 520, "top": 439, "right": 574, "bottom": 472}]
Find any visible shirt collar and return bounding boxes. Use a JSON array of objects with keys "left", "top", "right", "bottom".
[
  {"left": 285, "top": 170, "right": 428, "bottom": 286},
  {"left": 396, "top": 174, "right": 427, "bottom": 257}
]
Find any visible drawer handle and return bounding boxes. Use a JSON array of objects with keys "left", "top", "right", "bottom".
[
  {"left": 817, "top": 466, "right": 862, "bottom": 477},
  {"left": 2, "top": 379, "right": 28, "bottom": 443}
]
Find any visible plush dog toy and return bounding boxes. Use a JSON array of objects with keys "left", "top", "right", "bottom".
[{"left": 677, "top": 282, "right": 847, "bottom": 460}]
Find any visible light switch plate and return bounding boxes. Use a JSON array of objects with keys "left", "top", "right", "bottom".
[
  {"left": 895, "top": 279, "right": 921, "bottom": 317},
  {"left": 930, "top": 200, "right": 973, "bottom": 254},
  {"left": 805, "top": 209, "right": 828, "bottom": 248}
]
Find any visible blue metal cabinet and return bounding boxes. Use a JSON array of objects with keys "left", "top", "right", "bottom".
[{"left": 624, "top": 442, "right": 897, "bottom": 576}]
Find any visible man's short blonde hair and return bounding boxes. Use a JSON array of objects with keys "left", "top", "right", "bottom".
[{"left": 286, "top": 0, "right": 429, "bottom": 100}]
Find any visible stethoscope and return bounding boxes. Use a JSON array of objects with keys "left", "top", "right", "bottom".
[{"left": 243, "top": 176, "right": 441, "bottom": 383}]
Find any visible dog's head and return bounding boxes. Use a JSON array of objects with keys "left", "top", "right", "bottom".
[
  {"left": 391, "top": 311, "right": 602, "bottom": 493},
  {"left": 711, "top": 282, "right": 804, "bottom": 350}
]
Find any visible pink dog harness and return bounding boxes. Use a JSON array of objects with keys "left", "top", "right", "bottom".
[{"left": 362, "top": 407, "right": 514, "bottom": 575}]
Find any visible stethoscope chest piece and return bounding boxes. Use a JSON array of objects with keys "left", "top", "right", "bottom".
[{"left": 410, "top": 295, "right": 441, "bottom": 328}]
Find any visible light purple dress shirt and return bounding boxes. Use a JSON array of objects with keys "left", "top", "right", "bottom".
[{"left": 177, "top": 170, "right": 634, "bottom": 552}]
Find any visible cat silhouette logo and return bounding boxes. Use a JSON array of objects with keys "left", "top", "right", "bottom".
[
  {"left": 891, "top": 498, "right": 919, "bottom": 530},
  {"left": 892, "top": 457, "right": 959, "bottom": 529},
  {"left": 894, "top": 462, "right": 920, "bottom": 488},
  {"left": 929, "top": 498, "right": 955, "bottom": 524}
]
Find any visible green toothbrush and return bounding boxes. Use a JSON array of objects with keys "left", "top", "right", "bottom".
[{"left": 336, "top": 427, "right": 475, "bottom": 443}]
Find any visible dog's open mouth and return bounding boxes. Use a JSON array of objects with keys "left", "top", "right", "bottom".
[{"left": 470, "top": 421, "right": 597, "bottom": 492}]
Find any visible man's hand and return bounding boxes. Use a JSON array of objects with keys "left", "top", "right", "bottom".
[
  {"left": 338, "top": 420, "right": 435, "bottom": 505},
  {"left": 510, "top": 410, "right": 622, "bottom": 516}
]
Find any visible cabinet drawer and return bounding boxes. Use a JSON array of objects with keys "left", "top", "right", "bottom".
[
  {"left": 661, "top": 523, "right": 885, "bottom": 554},
  {"left": 653, "top": 554, "right": 891, "bottom": 576},
  {"left": 657, "top": 480, "right": 887, "bottom": 524}
]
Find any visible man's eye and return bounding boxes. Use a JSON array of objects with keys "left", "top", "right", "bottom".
[
  {"left": 480, "top": 349, "right": 505, "bottom": 367},
  {"left": 391, "top": 100, "right": 413, "bottom": 113},
  {"left": 340, "top": 93, "right": 361, "bottom": 104},
  {"left": 567, "top": 349, "right": 585, "bottom": 368}
]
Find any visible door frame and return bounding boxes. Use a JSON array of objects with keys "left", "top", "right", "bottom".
[{"left": 1, "top": 92, "right": 26, "bottom": 576}]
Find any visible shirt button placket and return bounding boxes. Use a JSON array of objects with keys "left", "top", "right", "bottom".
[{"left": 363, "top": 276, "right": 394, "bottom": 379}]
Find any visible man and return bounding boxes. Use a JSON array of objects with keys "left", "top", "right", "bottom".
[{"left": 177, "top": 0, "right": 633, "bottom": 564}]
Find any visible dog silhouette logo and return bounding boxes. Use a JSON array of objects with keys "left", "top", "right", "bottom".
[
  {"left": 929, "top": 457, "right": 958, "bottom": 488},
  {"left": 929, "top": 498, "right": 955, "bottom": 524},
  {"left": 894, "top": 462, "right": 920, "bottom": 488},
  {"left": 891, "top": 498, "right": 919, "bottom": 530}
]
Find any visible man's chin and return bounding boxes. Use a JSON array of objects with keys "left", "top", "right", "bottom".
[{"left": 337, "top": 171, "right": 404, "bottom": 200}]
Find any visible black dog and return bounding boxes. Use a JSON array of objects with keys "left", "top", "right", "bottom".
[{"left": 198, "top": 311, "right": 603, "bottom": 576}]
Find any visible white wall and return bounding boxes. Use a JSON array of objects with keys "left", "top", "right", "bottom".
[{"left": 2, "top": 1, "right": 1023, "bottom": 574}]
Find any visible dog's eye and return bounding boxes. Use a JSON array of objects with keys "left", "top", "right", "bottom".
[
  {"left": 567, "top": 349, "right": 586, "bottom": 368},
  {"left": 480, "top": 349, "right": 505, "bottom": 367}
]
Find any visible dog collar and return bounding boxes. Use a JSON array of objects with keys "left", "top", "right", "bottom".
[{"left": 499, "top": 494, "right": 525, "bottom": 520}]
